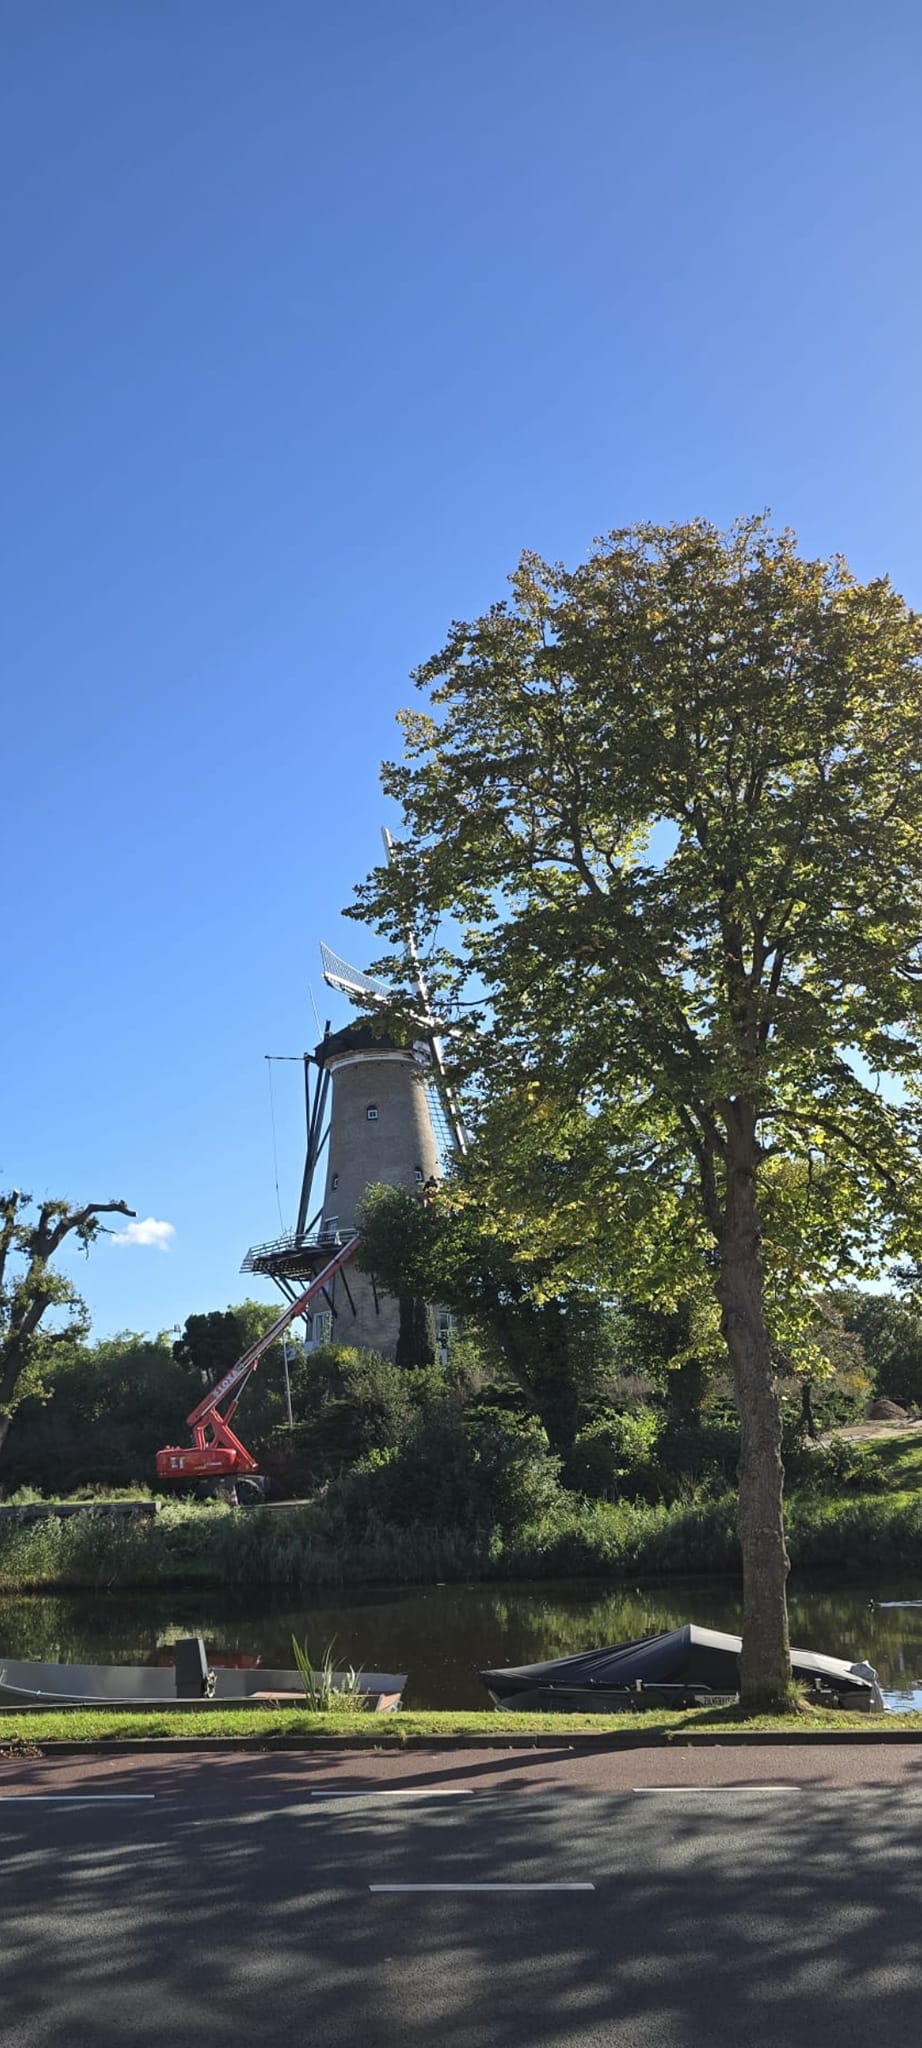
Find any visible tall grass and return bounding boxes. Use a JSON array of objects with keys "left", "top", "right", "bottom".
[
  {"left": 2, "top": 1484, "right": 922, "bottom": 1593},
  {"left": 289, "top": 1635, "right": 365, "bottom": 1710}
]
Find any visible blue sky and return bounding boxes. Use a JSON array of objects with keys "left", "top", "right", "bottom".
[{"left": 3, "top": 1, "right": 921, "bottom": 1338}]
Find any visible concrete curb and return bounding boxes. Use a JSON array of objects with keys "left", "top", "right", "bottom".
[{"left": 6, "top": 1727, "right": 922, "bottom": 1758}]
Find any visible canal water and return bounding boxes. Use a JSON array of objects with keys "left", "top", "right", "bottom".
[{"left": 3, "top": 1575, "right": 922, "bottom": 1709}]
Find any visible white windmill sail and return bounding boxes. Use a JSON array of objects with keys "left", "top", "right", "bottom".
[
  {"left": 318, "top": 944, "right": 389, "bottom": 1005},
  {"left": 380, "top": 827, "right": 469, "bottom": 1159},
  {"left": 320, "top": 902, "right": 468, "bottom": 1161}
]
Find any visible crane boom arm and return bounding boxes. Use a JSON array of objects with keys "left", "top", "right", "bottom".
[{"left": 184, "top": 1236, "right": 360, "bottom": 1430}]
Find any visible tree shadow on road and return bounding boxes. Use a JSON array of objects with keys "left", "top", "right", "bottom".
[{"left": 2, "top": 1783, "right": 922, "bottom": 2046}]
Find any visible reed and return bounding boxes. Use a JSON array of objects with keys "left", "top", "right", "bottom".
[
  {"left": 2, "top": 1481, "right": 922, "bottom": 1592},
  {"left": 289, "top": 1635, "right": 365, "bottom": 1710}
]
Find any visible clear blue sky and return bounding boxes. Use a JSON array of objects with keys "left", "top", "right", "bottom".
[{"left": 3, "top": 1, "right": 921, "bottom": 1338}]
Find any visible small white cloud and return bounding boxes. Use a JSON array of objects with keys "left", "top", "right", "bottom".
[{"left": 112, "top": 1217, "right": 175, "bottom": 1252}]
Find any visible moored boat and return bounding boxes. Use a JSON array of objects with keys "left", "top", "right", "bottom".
[
  {"left": 0, "top": 1637, "right": 406, "bottom": 1713},
  {"left": 481, "top": 1622, "right": 884, "bottom": 1712}
]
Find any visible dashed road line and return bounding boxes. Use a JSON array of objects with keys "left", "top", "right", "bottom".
[
  {"left": 369, "top": 1882, "right": 595, "bottom": 1892},
  {"left": 0, "top": 1794, "right": 157, "bottom": 1804},
  {"left": 310, "top": 1788, "right": 473, "bottom": 1799}
]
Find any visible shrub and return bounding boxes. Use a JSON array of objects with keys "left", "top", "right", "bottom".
[
  {"left": 562, "top": 1405, "right": 664, "bottom": 1501},
  {"left": 658, "top": 1416, "right": 740, "bottom": 1489},
  {"left": 784, "top": 1435, "right": 887, "bottom": 1494},
  {"left": 255, "top": 1347, "right": 416, "bottom": 1491},
  {"left": 331, "top": 1404, "right": 561, "bottom": 1535},
  {"left": 562, "top": 1421, "right": 621, "bottom": 1501}
]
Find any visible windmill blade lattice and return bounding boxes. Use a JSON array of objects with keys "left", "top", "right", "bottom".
[
  {"left": 320, "top": 939, "right": 467, "bottom": 1159},
  {"left": 319, "top": 943, "right": 389, "bottom": 1004}
]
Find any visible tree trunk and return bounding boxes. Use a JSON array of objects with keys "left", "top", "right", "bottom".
[
  {"left": 396, "top": 1297, "right": 436, "bottom": 1368},
  {"left": 800, "top": 1381, "right": 819, "bottom": 1441},
  {"left": 489, "top": 1300, "right": 581, "bottom": 1453},
  {"left": 718, "top": 1108, "right": 791, "bottom": 1707},
  {"left": 0, "top": 1345, "right": 24, "bottom": 1470}
]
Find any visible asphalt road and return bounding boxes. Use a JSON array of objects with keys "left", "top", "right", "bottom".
[
  {"left": 5, "top": 1736, "right": 922, "bottom": 1796},
  {"left": 2, "top": 1781, "right": 922, "bottom": 2047}
]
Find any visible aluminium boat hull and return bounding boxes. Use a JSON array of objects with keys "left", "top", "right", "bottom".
[{"left": 0, "top": 1656, "right": 406, "bottom": 1712}]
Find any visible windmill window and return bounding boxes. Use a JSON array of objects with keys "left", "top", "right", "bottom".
[
  {"left": 366, "top": 1105, "right": 378, "bottom": 1120},
  {"left": 331, "top": 1173, "right": 339, "bottom": 1191},
  {"left": 414, "top": 1168, "right": 424, "bottom": 1183}
]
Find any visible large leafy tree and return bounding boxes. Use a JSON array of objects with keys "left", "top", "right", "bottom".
[
  {"left": 836, "top": 1288, "right": 922, "bottom": 1411},
  {"left": 0, "top": 1191, "right": 134, "bottom": 1463},
  {"left": 172, "top": 1301, "right": 307, "bottom": 1437},
  {"left": 353, "top": 516, "right": 922, "bottom": 1706},
  {"left": 3, "top": 1331, "right": 202, "bottom": 1492},
  {"left": 356, "top": 1180, "right": 618, "bottom": 1448}
]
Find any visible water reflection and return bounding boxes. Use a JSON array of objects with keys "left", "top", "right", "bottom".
[{"left": 1, "top": 1575, "right": 920, "bottom": 1709}]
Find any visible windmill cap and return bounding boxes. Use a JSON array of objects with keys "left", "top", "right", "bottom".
[{"left": 314, "top": 1021, "right": 413, "bottom": 1066}]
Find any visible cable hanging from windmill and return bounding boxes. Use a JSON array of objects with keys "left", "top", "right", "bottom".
[{"left": 265, "top": 1056, "right": 289, "bottom": 1235}]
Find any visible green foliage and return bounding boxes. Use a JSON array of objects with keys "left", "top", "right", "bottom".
[
  {"left": 562, "top": 1406, "right": 741, "bottom": 1505},
  {"left": 771, "top": 1293, "right": 872, "bottom": 1440},
  {"left": 837, "top": 1289, "right": 922, "bottom": 1410},
  {"left": 606, "top": 1300, "right": 715, "bottom": 1418},
  {"left": 352, "top": 514, "right": 922, "bottom": 1698},
  {"left": 332, "top": 1404, "right": 561, "bottom": 1535},
  {"left": 395, "top": 1295, "right": 437, "bottom": 1368},
  {"left": 0, "top": 1190, "right": 134, "bottom": 1457},
  {"left": 848, "top": 1430, "right": 922, "bottom": 1490},
  {"left": 2, "top": 1332, "right": 204, "bottom": 1493},
  {"left": 354, "top": 518, "right": 922, "bottom": 1311},
  {"left": 657, "top": 1415, "right": 740, "bottom": 1489},
  {"left": 3, "top": 1304, "right": 312, "bottom": 1494},
  {"left": 3, "top": 1332, "right": 203, "bottom": 1494},
  {"left": 784, "top": 1436, "right": 878, "bottom": 1493},
  {"left": 357, "top": 1181, "right": 619, "bottom": 1449},
  {"left": 256, "top": 1346, "right": 416, "bottom": 1492},
  {"left": 0, "top": 1702, "right": 901, "bottom": 1743},
  {"left": 172, "top": 1300, "right": 307, "bottom": 1439},
  {"left": 289, "top": 1634, "right": 365, "bottom": 1710},
  {"left": 561, "top": 1419, "right": 623, "bottom": 1501},
  {"left": 172, "top": 1309, "right": 245, "bottom": 1382},
  {"left": 4, "top": 1444, "right": 922, "bottom": 1591},
  {"left": 563, "top": 1405, "right": 663, "bottom": 1501}
]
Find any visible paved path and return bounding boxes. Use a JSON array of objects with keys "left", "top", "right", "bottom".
[{"left": 5, "top": 1737, "right": 922, "bottom": 1801}]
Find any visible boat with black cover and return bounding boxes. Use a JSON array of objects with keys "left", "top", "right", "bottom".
[{"left": 481, "top": 1622, "right": 884, "bottom": 1712}]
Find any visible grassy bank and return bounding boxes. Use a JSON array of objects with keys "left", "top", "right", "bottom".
[
  {"left": 2, "top": 1435, "right": 922, "bottom": 1592},
  {"left": 2, "top": 1702, "right": 918, "bottom": 1745},
  {"left": 0, "top": 1493, "right": 741, "bottom": 1591}
]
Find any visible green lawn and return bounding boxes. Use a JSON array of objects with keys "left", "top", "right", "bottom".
[
  {"left": 1, "top": 1702, "right": 920, "bottom": 1746},
  {"left": 844, "top": 1431, "right": 922, "bottom": 1490}
]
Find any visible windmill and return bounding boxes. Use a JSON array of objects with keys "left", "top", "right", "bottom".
[{"left": 241, "top": 838, "right": 466, "bottom": 1358}]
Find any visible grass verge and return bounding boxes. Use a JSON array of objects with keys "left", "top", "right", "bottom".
[{"left": 1, "top": 1703, "right": 920, "bottom": 1745}]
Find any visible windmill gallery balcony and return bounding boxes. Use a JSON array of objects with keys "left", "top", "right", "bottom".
[{"left": 241, "top": 1227, "right": 358, "bottom": 1283}]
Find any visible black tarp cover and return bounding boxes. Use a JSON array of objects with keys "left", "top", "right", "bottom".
[{"left": 480, "top": 1622, "right": 876, "bottom": 1698}]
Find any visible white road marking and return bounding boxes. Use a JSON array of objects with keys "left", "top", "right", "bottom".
[
  {"left": 310, "top": 1788, "right": 473, "bottom": 1798},
  {"left": 369, "top": 1882, "right": 595, "bottom": 1892},
  {"left": 632, "top": 1785, "right": 797, "bottom": 1794},
  {"left": 0, "top": 1794, "right": 157, "bottom": 1803}
]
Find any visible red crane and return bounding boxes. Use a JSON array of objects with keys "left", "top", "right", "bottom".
[{"left": 155, "top": 1237, "right": 359, "bottom": 1488}]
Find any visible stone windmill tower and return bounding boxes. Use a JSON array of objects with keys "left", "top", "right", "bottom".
[{"left": 242, "top": 869, "right": 466, "bottom": 1360}]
